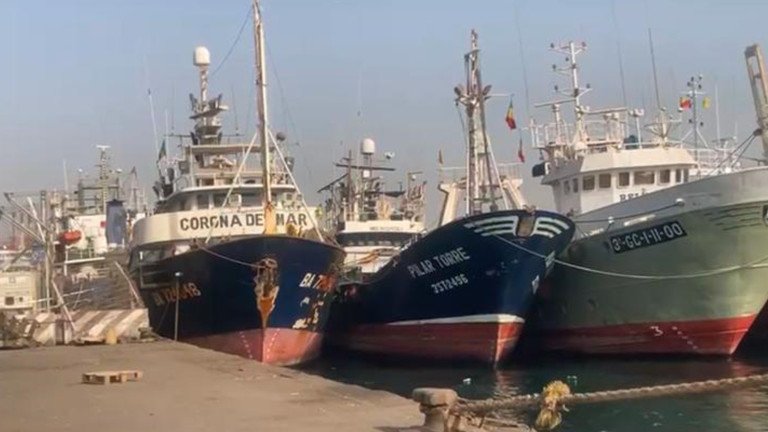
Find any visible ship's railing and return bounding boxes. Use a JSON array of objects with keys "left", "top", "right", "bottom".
[
  {"left": 496, "top": 162, "right": 522, "bottom": 180},
  {"left": 689, "top": 147, "right": 742, "bottom": 175},
  {"left": 438, "top": 162, "right": 521, "bottom": 183},
  {"left": 530, "top": 118, "right": 630, "bottom": 149}
]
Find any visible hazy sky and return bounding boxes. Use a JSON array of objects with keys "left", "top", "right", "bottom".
[{"left": 2, "top": 0, "right": 767, "bottom": 222}]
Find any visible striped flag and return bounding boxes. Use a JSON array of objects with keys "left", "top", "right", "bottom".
[{"left": 505, "top": 96, "right": 517, "bottom": 130}]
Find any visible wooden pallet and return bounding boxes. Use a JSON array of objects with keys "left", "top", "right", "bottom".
[{"left": 82, "top": 370, "right": 143, "bottom": 385}]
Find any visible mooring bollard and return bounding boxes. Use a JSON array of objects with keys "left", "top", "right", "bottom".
[{"left": 412, "top": 387, "right": 459, "bottom": 431}]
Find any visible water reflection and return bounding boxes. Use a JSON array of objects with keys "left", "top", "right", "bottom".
[{"left": 303, "top": 350, "right": 768, "bottom": 432}]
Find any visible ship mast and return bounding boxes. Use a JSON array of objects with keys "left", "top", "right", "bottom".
[
  {"left": 745, "top": 44, "right": 768, "bottom": 162},
  {"left": 455, "top": 30, "right": 500, "bottom": 215},
  {"left": 251, "top": 0, "right": 274, "bottom": 233}
]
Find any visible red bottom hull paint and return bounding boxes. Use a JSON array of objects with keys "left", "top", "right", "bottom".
[
  {"left": 541, "top": 315, "right": 757, "bottom": 355},
  {"left": 185, "top": 328, "right": 323, "bottom": 366},
  {"left": 336, "top": 322, "right": 524, "bottom": 365}
]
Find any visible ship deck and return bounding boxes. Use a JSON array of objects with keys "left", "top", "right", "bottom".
[{"left": 0, "top": 341, "right": 425, "bottom": 432}]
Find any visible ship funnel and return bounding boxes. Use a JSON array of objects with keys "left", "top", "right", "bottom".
[{"left": 193, "top": 46, "right": 211, "bottom": 67}]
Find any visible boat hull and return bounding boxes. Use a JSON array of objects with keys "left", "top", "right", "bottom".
[
  {"left": 134, "top": 235, "right": 345, "bottom": 366},
  {"left": 329, "top": 210, "right": 574, "bottom": 365},
  {"left": 338, "top": 319, "right": 524, "bottom": 364},
  {"left": 536, "top": 169, "right": 768, "bottom": 355}
]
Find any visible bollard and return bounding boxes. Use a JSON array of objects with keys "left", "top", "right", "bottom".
[{"left": 412, "top": 388, "right": 458, "bottom": 431}]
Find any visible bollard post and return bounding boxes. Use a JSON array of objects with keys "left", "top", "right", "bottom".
[{"left": 412, "top": 388, "right": 459, "bottom": 431}]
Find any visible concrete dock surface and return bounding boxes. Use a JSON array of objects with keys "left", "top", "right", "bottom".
[{"left": 0, "top": 341, "right": 425, "bottom": 432}]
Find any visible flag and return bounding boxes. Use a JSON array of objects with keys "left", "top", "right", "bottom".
[
  {"left": 157, "top": 139, "right": 167, "bottom": 162},
  {"left": 679, "top": 96, "right": 692, "bottom": 110},
  {"left": 702, "top": 97, "right": 711, "bottom": 109},
  {"left": 505, "top": 96, "right": 517, "bottom": 130},
  {"left": 517, "top": 137, "right": 525, "bottom": 163},
  {"left": 438, "top": 149, "right": 444, "bottom": 165}
]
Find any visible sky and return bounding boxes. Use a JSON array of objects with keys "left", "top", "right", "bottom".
[{"left": 2, "top": 0, "right": 767, "bottom": 223}]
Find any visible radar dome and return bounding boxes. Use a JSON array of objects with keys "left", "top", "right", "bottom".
[
  {"left": 360, "top": 138, "right": 376, "bottom": 155},
  {"left": 193, "top": 46, "right": 211, "bottom": 67}
]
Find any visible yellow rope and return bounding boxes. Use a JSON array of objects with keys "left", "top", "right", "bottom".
[{"left": 534, "top": 380, "right": 571, "bottom": 431}]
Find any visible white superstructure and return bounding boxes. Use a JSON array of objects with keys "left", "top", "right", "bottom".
[
  {"left": 531, "top": 41, "right": 743, "bottom": 223},
  {"left": 131, "top": 42, "right": 320, "bottom": 262},
  {"left": 322, "top": 140, "right": 425, "bottom": 275}
]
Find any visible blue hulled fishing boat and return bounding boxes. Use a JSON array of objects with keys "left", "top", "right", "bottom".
[
  {"left": 327, "top": 31, "right": 574, "bottom": 365},
  {"left": 129, "top": 1, "right": 344, "bottom": 366}
]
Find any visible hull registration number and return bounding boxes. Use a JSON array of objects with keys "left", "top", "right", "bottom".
[{"left": 609, "top": 221, "right": 687, "bottom": 253}]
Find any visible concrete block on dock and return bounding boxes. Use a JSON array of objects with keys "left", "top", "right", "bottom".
[{"left": 30, "top": 309, "right": 149, "bottom": 345}]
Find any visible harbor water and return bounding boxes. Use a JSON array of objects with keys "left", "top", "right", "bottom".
[{"left": 305, "top": 346, "right": 768, "bottom": 432}]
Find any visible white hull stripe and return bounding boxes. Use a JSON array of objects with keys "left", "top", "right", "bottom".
[
  {"left": 387, "top": 314, "right": 525, "bottom": 326},
  {"left": 537, "top": 217, "right": 570, "bottom": 230},
  {"left": 481, "top": 228, "right": 524, "bottom": 237},
  {"left": 464, "top": 216, "right": 520, "bottom": 228},
  {"left": 473, "top": 222, "right": 519, "bottom": 232}
]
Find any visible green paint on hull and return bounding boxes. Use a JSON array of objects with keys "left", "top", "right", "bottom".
[{"left": 535, "top": 202, "right": 768, "bottom": 354}]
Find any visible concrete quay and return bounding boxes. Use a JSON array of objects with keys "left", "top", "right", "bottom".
[{"left": 0, "top": 341, "right": 426, "bottom": 432}]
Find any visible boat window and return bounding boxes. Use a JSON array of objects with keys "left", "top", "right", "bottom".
[
  {"left": 182, "top": 198, "right": 192, "bottom": 211},
  {"left": 196, "top": 194, "right": 209, "bottom": 210},
  {"left": 242, "top": 193, "right": 260, "bottom": 207},
  {"left": 599, "top": 173, "right": 612, "bottom": 189},
  {"left": 618, "top": 172, "right": 630, "bottom": 187},
  {"left": 683, "top": 169, "right": 690, "bottom": 182},
  {"left": 660, "top": 169, "right": 671, "bottom": 184},
  {"left": 564, "top": 179, "right": 571, "bottom": 194},
  {"left": 213, "top": 194, "right": 227, "bottom": 207},
  {"left": 675, "top": 169, "right": 682, "bottom": 183},
  {"left": 634, "top": 171, "right": 655, "bottom": 185},
  {"left": 582, "top": 176, "right": 595, "bottom": 191},
  {"left": 572, "top": 178, "right": 579, "bottom": 193},
  {"left": 336, "top": 232, "right": 416, "bottom": 247},
  {"left": 228, "top": 194, "right": 242, "bottom": 207}
]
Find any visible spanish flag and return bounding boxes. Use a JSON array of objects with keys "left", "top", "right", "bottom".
[
  {"left": 702, "top": 97, "right": 711, "bottom": 109},
  {"left": 505, "top": 96, "right": 517, "bottom": 130}
]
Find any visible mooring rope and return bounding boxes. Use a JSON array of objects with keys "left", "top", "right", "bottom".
[
  {"left": 454, "top": 373, "right": 768, "bottom": 416},
  {"left": 492, "top": 233, "right": 768, "bottom": 280}
]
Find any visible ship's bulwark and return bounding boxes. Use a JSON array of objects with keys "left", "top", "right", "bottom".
[
  {"left": 136, "top": 235, "right": 345, "bottom": 366},
  {"left": 328, "top": 210, "right": 575, "bottom": 365},
  {"left": 535, "top": 201, "right": 768, "bottom": 355}
]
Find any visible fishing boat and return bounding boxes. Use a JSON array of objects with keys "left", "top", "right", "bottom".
[
  {"left": 319, "top": 140, "right": 427, "bottom": 279},
  {"left": 2, "top": 146, "right": 147, "bottom": 312},
  {"left": 328, "top": 31, "right": 574, "bottom": 365},
  {"left": 530, "top": 41, "right": 768, "bottom": 355},
  {"left": 129, "top": 1, "right": 344, "bottom": 366}
]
